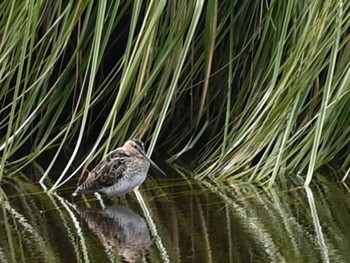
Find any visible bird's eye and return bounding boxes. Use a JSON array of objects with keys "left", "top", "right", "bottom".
[{"left": 131, "top": 139, "right": 144, "bottom": 151}]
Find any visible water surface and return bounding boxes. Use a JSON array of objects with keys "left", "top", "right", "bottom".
[{"left": 1, "top": 174, "right": 350, "bottom": 262}]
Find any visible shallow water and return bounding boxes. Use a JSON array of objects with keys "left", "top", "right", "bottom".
[{"left": 1, "top": 173, "right": 350, "bottom": 263}]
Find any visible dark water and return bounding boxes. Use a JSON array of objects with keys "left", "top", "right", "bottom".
[{"left": 1, "top": 173, "right": 350, "bottom": 263}]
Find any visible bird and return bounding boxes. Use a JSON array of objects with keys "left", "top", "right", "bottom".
[{"left": 72, "top": 139, "right": 165, "bottom": 197}]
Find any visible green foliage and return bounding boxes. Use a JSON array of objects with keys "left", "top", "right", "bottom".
[{"left": 0, "top": 0, "right": 350, "bottom": 188}]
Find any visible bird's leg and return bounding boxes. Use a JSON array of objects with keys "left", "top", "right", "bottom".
[
  {"left": 112, "top": 195, "right": 127, "bottom": 205},
  {"left": 112, "top": 195, "right": 121, "bottom": 204}
]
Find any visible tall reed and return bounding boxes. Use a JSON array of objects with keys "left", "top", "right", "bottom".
[{"left": 0, "top": 1, "right": 349, "bottom": 188}]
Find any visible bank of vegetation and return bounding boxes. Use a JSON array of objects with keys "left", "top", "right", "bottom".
[{"left": 1, "top": 1, "right": 349, "bottom": 189}]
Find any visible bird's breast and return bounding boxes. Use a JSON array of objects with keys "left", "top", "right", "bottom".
[{"left": 124, "top": 157, "right": 150, "bottom": 174}]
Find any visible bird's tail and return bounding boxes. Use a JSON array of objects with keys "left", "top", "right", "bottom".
[{"left": 72, "top": 186, "right": 82, "bottom": 197}]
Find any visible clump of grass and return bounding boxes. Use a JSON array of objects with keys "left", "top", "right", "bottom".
[{"left": 0, "top": 0, "right": 350, "bottom": 189}]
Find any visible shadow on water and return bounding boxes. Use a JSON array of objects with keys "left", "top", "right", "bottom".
[{"left": 1, "top": 172, "right": 350, "bottom": 262}]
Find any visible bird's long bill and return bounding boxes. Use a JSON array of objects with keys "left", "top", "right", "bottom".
[{"left": 140, "top": 151, "right": 166, "bottom": 176}]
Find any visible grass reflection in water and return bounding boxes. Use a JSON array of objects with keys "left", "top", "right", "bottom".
[{"left": 1, "top": 174, "right": 350, "bottom": 262}]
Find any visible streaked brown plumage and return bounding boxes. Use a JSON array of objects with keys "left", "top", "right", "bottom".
[{"left": 72, "top": 139, "right": 164, "bottom": 197}]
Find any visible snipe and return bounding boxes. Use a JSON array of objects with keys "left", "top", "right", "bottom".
[{"left": 72, "top": 139, "right": 164, "bottom": 197}]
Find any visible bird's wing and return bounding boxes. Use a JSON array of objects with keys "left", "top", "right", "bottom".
[{"left": 82, "top": 149, "right": 129, "bottom": 187}]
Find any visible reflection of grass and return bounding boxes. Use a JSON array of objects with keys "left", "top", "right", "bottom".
[
  {"left": 134, "top": 188, "right": 170, "bottom": 263},
  {"left": 200, "top": 179, "right": 350, "bottom": 262},
  {"left": 1, "top": 1, "right": 350, "bottom": 187},
  {"left": 0, "top": 187, "right": 58, "bottom": 262},
  {"left": 0, "top": 175, "right": 169, "bottom": 262},
  {"left": 2, "top": 175, "right": 350, "bottom": 262}
]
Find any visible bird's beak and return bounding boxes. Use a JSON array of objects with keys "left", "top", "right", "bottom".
[{"left": 140, "top": 151, "right": 166, "bottom": 176}]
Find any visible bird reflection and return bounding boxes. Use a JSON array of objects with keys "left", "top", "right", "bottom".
[{"left": 77, "top": 205, "right": 152, "bottom": 262}]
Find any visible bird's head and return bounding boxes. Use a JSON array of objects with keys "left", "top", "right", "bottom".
[
  {"left": 123, "top": 138, "right": 165, "bottom": 176},
  {"left": 123, "top": 139, "right": 145, "bottom": 156}
]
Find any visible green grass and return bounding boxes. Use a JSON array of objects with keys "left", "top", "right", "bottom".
[{"left": 0, "top": 0, "right": 350, "bottom": 189}]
